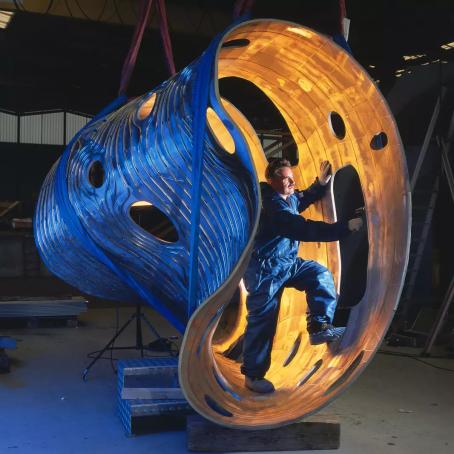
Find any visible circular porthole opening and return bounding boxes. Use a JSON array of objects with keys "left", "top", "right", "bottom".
[
  {"left": 130, "top": 201, "right": 178, "bottom": 243},
  {"left": 332, "top": 165, "right": 369, "bottom": 326},
  {"left": 328, "top": 111, "right": 346, "bottom": 140},
  {"left": 370, "top": 132, "right": 388, "bottom": 150},
  {"left": 222, "top": 38, "right": 250, "bottom": 48},
  {"left": 88, "top": 161, "right": 105, "bottom": 188},
  {"left": 137, "top": 93, "right": 157, "bottom": 120}
]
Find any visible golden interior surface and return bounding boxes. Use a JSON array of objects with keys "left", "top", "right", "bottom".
[
  {"left": 137, "top": 92, "right": 157, "bottom": 120},
  {"left": 206, "top": 106, "right": 236, "bottom": 154},
  {"left": 130, "top": 201, "right": 153, "bottom": 207},
  {"left": 179, "top": 20, "right": 411, "bottom": 429}
]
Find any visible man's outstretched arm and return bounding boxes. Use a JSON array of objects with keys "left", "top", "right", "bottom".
[
  {"left": 295, "top": 161, "right": 332, "bottom": 213},
  {"left": 268, "top": 199, "right": 363, "bottom": 242},
  {"left": 274, "top": 207, "right": 351, "bottom": 242}
]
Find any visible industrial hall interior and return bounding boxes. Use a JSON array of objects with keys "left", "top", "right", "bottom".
[{"left": 1, "top": 0, "right": 454, "bottom": 453}]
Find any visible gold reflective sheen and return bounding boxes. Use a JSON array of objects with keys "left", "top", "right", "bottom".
[
  {"left": 206, "top": 107, "right": 236, "bottom": 154},
  {"left": 179, "top": 20, "right": 411, "bottom": 430},
  {"left": 137, "top": 93, "right": 157, "bottom": 120}
]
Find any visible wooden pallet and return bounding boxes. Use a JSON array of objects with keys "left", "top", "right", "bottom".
[
  {"left": 187, "top": 414, "right": 340, "bottom": 452},
  {"left": 116, "top": 356, "right": 340, "bottom": 450}
]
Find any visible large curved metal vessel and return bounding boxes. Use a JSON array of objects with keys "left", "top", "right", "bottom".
[{"left": 35, "top": 19, "right": 411, "bottom": 429}]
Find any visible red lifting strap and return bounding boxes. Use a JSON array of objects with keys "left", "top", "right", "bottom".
[
  {"left": 119, "top": 0, "right": 175, "bottom": 97},
  {"left": 157, "top": 0, "right": 176, "bottom": 76},
  {"left": 233, "top": 0, "right": 255, "bottom": 19},
  {"left": 339, "top": 0, "right": 347, "bottom": 35}
]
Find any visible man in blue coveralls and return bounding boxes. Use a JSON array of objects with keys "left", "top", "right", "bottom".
[{"left": 242, "top": 158, "right": 363, "bottom": 393}]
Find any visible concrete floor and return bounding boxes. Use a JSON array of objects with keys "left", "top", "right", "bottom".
[{"left": 1, "top": 305, "right": 453, "bottom": 454}]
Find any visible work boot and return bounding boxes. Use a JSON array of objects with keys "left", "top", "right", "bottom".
[
  {"left": 308, "top": 320, "right": 345, "bottom": 346},
  {"left": 245, "top": 376, "right": 275, "bottom": 394}
]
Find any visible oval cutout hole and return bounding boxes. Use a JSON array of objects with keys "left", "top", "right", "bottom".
[
  {"left": 370, "top": 132, "right": 388, "bottom": 150},
  {"left": 88, "top": 161, "right": 105, "bottom": 188},
  {"left": 328, "top": 111, "right": 346, "bottom": 140},
  {"left": 283, "top": 333, "right": 302, "bottom": 367},
  {"left": 206, "top": 107, "right": 235, "bottom": 154},
  {"left": 298, "top": 359, "right": 323, "bottom": 387},
  {"left": 138, "top": 93, "right": 157, "bottom": 120},
  {"left": 130, "top": 201, "right": 178, "bottom": 243},
  {"left": 332, "top": 165, "right": 368, "bottom": 322},
  {"left": 204, "top": 395, "right": 233, "bottom": 417},
  {"left": 222, "top": 38, "right": 250, "bottom": 48},
  {"left": 212, "top": 367, "right": 241, "bottom": 401},
  {"left": 323, "top": 350, "right": 365, "bottom": 396}
]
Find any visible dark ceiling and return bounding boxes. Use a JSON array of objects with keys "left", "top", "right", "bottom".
[{"left": 0, "top": 0, "right": 453, "bottom": 115}]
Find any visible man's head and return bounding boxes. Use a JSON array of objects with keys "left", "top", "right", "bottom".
[{"left": 265, "top": 158, "right": 295, "bottom": 198}]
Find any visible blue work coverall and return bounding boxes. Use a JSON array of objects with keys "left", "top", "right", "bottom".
[{"left": 241, "top": 180, "right": 350, "bottom": 379}]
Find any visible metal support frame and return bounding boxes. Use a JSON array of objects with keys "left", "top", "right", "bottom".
[
  {"left": 401, "top": 176, "right": 439, "bottom": 313},
  {"left": 421, "top": 109, "right": 454, "bottom": 356},
  {"left": 82, "top": 304, "right": 173, "bottom": 381},
  {"left": 410, "top": 87, "right": 446, "bottom": 191},
  {"left": 422, "top": 275, "right": 454, "bottom": 356},
  {"left": 399, "top": 91, "right": 446, "bottom": 323},
  {"left": 0, "top": 201, "right": 20, "bottom": 219},
  {"left": 257, "top": 130, "right": 296, "bottom": 161}
]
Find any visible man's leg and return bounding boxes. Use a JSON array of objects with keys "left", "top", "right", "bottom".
[
  {"left": 241, "top": 279, "right": 282, "bottom": 392},
  {"left": 286, "top": 259, "right": 344, "bottom": 344}
]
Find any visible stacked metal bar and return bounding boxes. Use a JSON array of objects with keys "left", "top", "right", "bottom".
[
  {"left": 116, "top": 357, "right": 193, "bottom": 436},
  {"left": 0, "top": 297, "right": 87, "bottom": 318}
]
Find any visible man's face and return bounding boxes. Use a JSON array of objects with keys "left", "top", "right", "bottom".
[{"left": 269, "top": 166, "right": 295, "bottom": 197}]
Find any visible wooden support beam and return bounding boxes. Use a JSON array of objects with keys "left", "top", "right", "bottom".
[{"left": 187, "top": 414, "right": 340, "bottom": 452}]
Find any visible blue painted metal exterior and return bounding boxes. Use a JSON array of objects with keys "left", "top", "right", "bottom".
[{"left": 34, "top": 30, "right": 259, "bottom": 333}]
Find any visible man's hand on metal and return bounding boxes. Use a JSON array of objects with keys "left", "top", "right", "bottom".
[
  {"left": 318, "top": 160, "right": 332, "bottom": 186},
  {"left": 348, "top": 217, "right": 363, "bottom": 232}
]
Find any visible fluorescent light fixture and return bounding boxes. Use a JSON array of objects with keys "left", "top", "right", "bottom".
[
  {"left": 403, "top": 54, "right": 426, "bottom": 61},
  {"left": 395, "top": 74, "right": 402, "bottom": 78},
  {"left": 395, "top": 69, "right": 405, "bottom": 73},
  {"left": 441, "top": 42, "right": 454, "bottom": 50},
  {"left": 441, "top": 41, "right": 454, "bottom": 50},
  {"left": 368, "top": 65, "right": 376, "bottom": 69},
  {"left": 421, "top": 62, "right": 430, "bottom": 66},
  {"left": 0, "top": 10, "right": 14, "bottom": 29}
]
